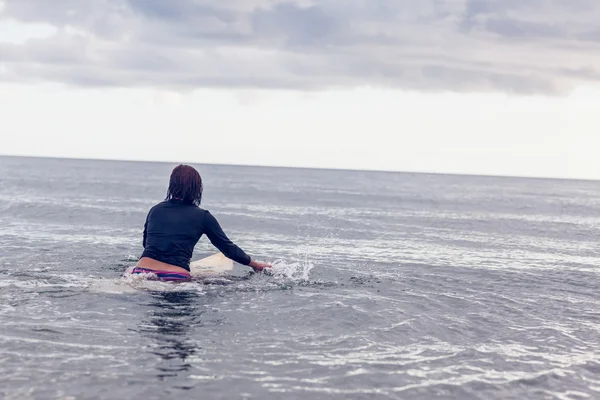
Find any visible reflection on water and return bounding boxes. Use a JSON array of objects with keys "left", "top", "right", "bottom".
[{"left": 135, "top": 291, "right": 208, "bottom": 383}]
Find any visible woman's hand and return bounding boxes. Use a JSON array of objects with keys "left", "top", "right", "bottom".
[{"left": 249, "top": 260, "right": 272, "bottom": 272}]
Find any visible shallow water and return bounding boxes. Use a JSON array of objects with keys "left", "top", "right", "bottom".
[{"left": 1, "top": 155, "right": 600, "bottom": 399}]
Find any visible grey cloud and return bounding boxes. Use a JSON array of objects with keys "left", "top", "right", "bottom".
[
  {"left": 483, "top": 18, "right": 562, "bottom": 39},
  {"left": 253, "top": 3, "right": 336, "bottom": 46},
  {"left": 1, "top": 0, "right": 600, "bottom": 94}
]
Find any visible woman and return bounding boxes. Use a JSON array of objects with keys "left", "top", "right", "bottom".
[{"left": 130, "top": 164, "right": 271, "bottom": 281}]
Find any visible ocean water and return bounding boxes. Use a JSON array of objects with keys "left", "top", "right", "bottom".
[{"left": 1, "top": 155, "right": 600, "bottom": 400}]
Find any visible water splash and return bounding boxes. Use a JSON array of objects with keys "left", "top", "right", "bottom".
[{"left": 268, "top": 259, "right": 314, "bottom": 282}]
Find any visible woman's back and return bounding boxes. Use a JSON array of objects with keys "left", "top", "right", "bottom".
[
  {"left": 141, "top": 199, "right": 251, "bottom": 271},
  {"left": 141, "top": 199, "right": 205, "bottom": 270}
]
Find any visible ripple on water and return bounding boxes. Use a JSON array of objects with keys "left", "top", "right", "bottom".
[{"left": 3, "top": 158, "right": 600, "bottom": 399}]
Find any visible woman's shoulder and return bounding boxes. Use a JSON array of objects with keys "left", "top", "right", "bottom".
[
  {"left": 196, "top": 206, "right": 211, "bottom": 215},
  {"left": 147, "top": 200, "right": 182, "bottom": 214},
  {"left": 149, "top": 200, "right": 169, "bottom": 210},
  {"left": 187, "top": 204, "right": 212, "bottom": 218},
  {"left": 149, "top": 201, "right": 209, "bottom": 216},
  {"left": 197, "top": 207, "right": 219, "bottom": 221}
]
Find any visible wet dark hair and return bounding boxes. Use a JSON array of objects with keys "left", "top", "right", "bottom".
[{"left": 165, "top": 164, "right": 203, "bottom": 206}]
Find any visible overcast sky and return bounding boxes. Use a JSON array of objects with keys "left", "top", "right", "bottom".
[{"left": 1, "top": 0, "right": 600, "bottom": 179}]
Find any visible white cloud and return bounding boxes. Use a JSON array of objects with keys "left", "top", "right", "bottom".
[
  {"left": 0, "top": 18, "right": 57, "bottom": 44},
  {"left": 1, "top": 82, "right": 599, "bottom": 180}
]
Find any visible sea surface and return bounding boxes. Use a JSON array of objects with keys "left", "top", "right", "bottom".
[{"left": 1, "top": 155, "right": 600, "bottom": 400}]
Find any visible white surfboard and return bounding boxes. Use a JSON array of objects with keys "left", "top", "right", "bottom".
[{"left": 190, "top": 252, "right": 235, "bottom": 278}]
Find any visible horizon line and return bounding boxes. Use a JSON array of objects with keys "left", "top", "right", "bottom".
[{"left": 1, "top": 153, "right": 598, "bottom": 183}]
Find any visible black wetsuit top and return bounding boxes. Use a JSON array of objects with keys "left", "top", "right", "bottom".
[{"left": 140, "top": 199, "right": 251, "bottom": 271}]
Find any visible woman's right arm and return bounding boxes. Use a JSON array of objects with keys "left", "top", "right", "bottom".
[
  {"left": 142, "top": 215, "right": 148, "bottom": 248},
  {"left": 248, "top": 260, "right": 272, "bottom": 272}
]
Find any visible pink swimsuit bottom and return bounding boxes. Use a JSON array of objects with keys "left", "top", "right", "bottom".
[{"left": 130, "top": 267, "right": 191, "bottom": 282}]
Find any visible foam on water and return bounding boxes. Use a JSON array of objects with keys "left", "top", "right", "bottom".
[{"left": 83, "top": 258, "right": 316, "bottom": 295}]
